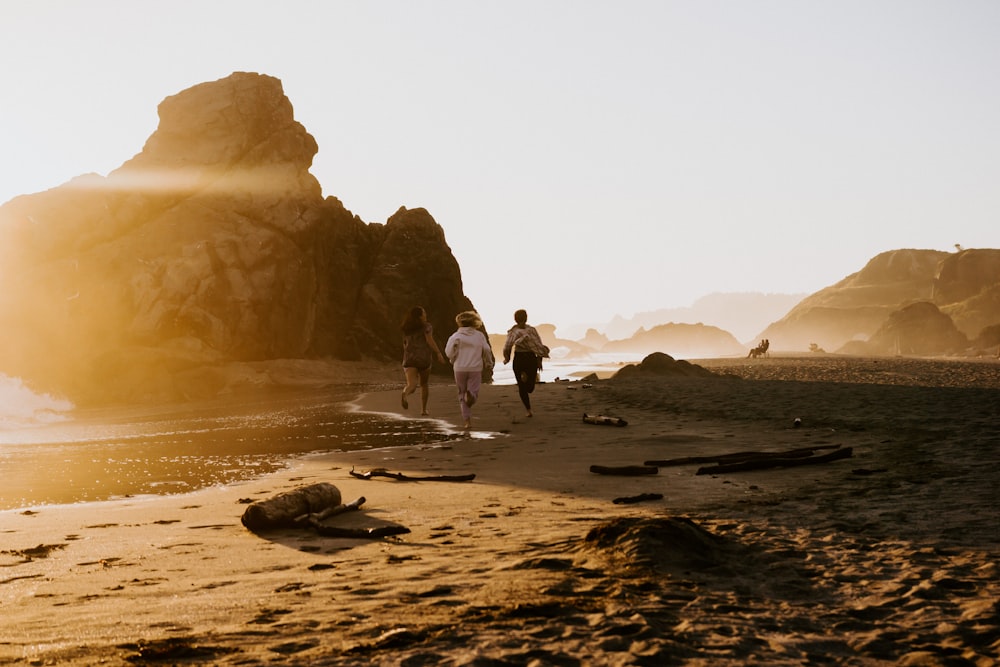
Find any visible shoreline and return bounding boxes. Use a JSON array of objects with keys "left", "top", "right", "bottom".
[{"left": 2, "top": 358, "right": 998, "bottom": 665}]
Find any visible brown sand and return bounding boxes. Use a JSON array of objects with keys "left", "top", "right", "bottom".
[{"left": 2, "top": 356, "right": 998, "bottom": 665}]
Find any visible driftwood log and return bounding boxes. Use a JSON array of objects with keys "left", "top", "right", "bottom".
[
  {"left": 613, "top": 493, "right": 664, "bottom": 504},
  {"left": 349, "top": 468, "right": 476, "bottom": 482},
  {"left": 313, "top": 525, "right": 411, "bottom": 539},
  {"left": 590, "top": 464, "right": 659, "bottom": 476},
  {"left": 294, "top": 496, "right": 366, "bottom": 527},
  {"left": 645, "top": 444, "right": 842, "bottom": 467},
  {"left": 583, "top": 413, "right": 628, "bottom": 427},
  {"left": 696, "top": 446, "right": 853, "bottom": 475},
  {"left": 241, "top": 482, "right": 342, "bottom": 531}
]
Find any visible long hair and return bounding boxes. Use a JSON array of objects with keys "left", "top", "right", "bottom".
[{"left": 400, "top": 306, "right": 426, "bottom": 334}]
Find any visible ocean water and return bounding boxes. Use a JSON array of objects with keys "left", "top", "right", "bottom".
[
  {"left": 0, "top": 379, "right": 464, "bottom": 511},
  {"left": 0, "top": 355, "right": 638, "bottom": 511}
]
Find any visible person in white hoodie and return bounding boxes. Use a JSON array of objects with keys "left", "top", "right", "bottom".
[{"left": 445, "top": 310, "right": 494, "bottom": 429}]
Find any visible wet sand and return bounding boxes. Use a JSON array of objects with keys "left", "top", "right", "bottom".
[{"left": 1, "top": 356, "right": 998, "bottom": 665}]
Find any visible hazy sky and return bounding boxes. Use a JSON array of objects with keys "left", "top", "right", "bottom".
[{"left": 2, "top": 1, "right": 997, "bottom": 337}]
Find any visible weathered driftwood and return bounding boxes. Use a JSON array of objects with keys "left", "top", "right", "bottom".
[
  {"left": 590, "top": 464, "right": 659, "bottom": 476},
  {"left": 612, "top": 493, "right": 664, "bottom": 505},
  {"left": 312, "top": 525, "right": 411, "bottom": 539},
  {"left": 294, "top": 496, "right": 366, "bottom": 527},
  {"left": 851, "top": 467, "right": 888, "bottom": 476},
  {"left": 241, "top": 482, "right": 342, "bottom": 531},
  {"left": 583, "top": 413, "right": 628, "bottom": 427},
  {"left": 349, "top": 468, "right": 476, "bottom": 482},
  {"left": 696, "top": 446, "right": 853, "bottom": 475},
  {"left": 645, "top": 444, "right": 842, "bottom": 467}
]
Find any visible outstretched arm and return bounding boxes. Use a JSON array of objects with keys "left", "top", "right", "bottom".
[{"left": 425, "top": 329, "right": 445, "bottom": 363}]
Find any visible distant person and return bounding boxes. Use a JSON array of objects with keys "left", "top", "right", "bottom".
[
  {"left": 502, "top": 309, "right": 549, "bottom": 417},
  {"left": 400, "top": 306, "right": 445, "bottom": 415},
  {"left": 445, "top": 311, "right": 494, "bottom": 429}
]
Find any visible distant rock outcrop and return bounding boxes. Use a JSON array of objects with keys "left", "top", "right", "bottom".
[
  {"left": 487, "top": 322, "right": 591, "bottom": 361},
  {"left": 600, "top": 322, "right": 745, "bottom": 359},
  {"left": 603, "top": 292, "right": 807, "bottom": 343},
  {"left": 0, "top": 72, "right": 475, "bottom": 404},
  {"left": 841, "top": 302, "right": 969, "bottom": 356},
  {"left": 758, "top": 249, "right": 1000, "bottom": 355},
  {"left": 612, "top": 352, "right": 718, "bottom": 379}
]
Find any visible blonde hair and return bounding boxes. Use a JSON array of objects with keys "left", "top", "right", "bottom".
[{"left": 455, "top": 310, "right": 482, "bottom": 328}]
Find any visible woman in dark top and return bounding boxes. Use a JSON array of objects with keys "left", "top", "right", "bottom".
[
  {"left": 400, "top": 306, "right": 445, "bottom": 415},
  {"left": 502, "top": 309, "right": 549, "bottom": 417}
]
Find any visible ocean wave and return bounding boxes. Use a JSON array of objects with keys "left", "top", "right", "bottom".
[{"left": 0, "top": 374, "right": 74, "bottom": 430}]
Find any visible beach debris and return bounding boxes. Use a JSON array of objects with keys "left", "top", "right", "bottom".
[
  {"left": 312, "top": 524, "right": 410, "bottom": 539},
  {"left": 293, "top": 495, "right": 366, "bottom": 527},
  {"left": 241, "top": 482, "right": 342, "bottom": 531},
  {"left": 241, "top": 485, "right": 410, "bottom": 540},
  {"left": 793, "top": 417, "right": 802, "bottom": 427},
  {"left": 612, "top": 493, "right": 664, "bottom": 504},
  {"left": 349, "top": 467, "right": 476, "bottom": 482},
  {"left": 851, "top": 467, "right": 888, "bottom": 476},
  {"left": 121, "top": 637, "right": 238, "bottom": 662},
  {"left": 695, "top": 446, "right": 853, "bottom": 475},
  {"left": 590, "top": 464, "right": 658, "bottom": 476},
  {"left": 2, "top": 543, "right": 67, "bottom": 561},
  {"left": 583, "top": 413, "right": 628, "bottom": 427},
  {"left": 645, "top": 444, "right": 843, "bottom": 467}
]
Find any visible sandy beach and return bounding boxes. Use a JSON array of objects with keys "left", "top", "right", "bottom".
[{"left": 2, "top": 356, "right": 998, "bottom": 665}]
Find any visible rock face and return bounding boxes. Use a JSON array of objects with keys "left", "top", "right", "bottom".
[
  {"left": 0, "top": 72, "right": 475, "bottom": 404},
  {"left": 841, "top": 302, "right": 969, "bottom": 356},
  {"left": 758, "top": 249, "right": 1000, "bottom": 354}
]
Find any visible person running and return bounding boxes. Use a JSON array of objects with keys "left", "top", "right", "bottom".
[
  {"left": 445, "top": 311, "right": 494, "bottom": 429},
  {"left": 502, "top": 309, "right": 549, "bottom": 417},
  {"left": 400, "top": 306, "right": 445, "bottom": 415}
]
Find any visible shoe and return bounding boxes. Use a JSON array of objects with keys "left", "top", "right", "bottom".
[
  {"left": 464, "top": 391, "right": 476, "bottom": 407},
  {"left": 401, "top": 391, "right": 408, "bottom": 409}
]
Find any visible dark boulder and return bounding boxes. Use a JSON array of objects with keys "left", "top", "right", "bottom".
[{"left": 612, "top": 352, "right": 717, "bottom": 379}]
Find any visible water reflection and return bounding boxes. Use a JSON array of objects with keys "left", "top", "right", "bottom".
[{"left": 0, "top": 387, "right": 461, "bottom": 510}]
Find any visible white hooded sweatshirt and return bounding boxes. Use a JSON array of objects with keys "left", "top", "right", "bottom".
[{"left": 445, "top": 327, "right": 494, "bottom": 372}]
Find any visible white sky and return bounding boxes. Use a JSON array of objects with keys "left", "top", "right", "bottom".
[{"left": 1, "top": 1, "right": 997, "bottom": 336}]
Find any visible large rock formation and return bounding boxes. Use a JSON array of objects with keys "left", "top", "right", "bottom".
[
  {"left": 0, "top": 72, "right": 475, "bottom": 404},
  {"left": 840, "top": 302, "right": 969, "bottom": 356},
  {"left": 600, "top": 322, "right": 745, "bottom": 359},
  {"left": 757, "top": 249, "right": 1000, "bottom": 354}
]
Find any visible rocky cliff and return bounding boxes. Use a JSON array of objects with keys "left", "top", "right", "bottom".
[
  {"left": 758, "top": 248, "right": 1000, "bottom": 355},
  {"left": 600, "top": 322, "right": 745, "bottom": 359},
  {"left": 0, "top": 72, "right": 475, "bottom": 404}
]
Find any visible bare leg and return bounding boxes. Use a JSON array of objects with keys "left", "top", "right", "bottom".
[
  {"left": 402, "top": 366, "right": 421, "bottom": 409},
  {"left": 419, "top": 367, "right": 431, "bottom": 415}
]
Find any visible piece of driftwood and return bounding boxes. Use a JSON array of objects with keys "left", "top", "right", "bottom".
[
  {"left": 294, "top": 496, "right": 366, "bottom": 527},
  {"left": 349, "top": 468, "right": 476, "bottom": 482},
  {"left": 241, "top": 482, "right": 342, "bottom": 531},
  {"left": 312, "top": 525, "right": 411, "bottom": 539},
  {"left": 696, "top": 446, "right": 853, "bottom": 475},
  {"left": 612, "top": 493, "right": 664, "bottom": 504},
  {"left": 583, "top": 413, "right": 628, "bottom": 427},
  {"left": 645, "top": 444, "right": 843, "bottom": 467},
  {"left": 590, "top": 464, "right": 659, "bottom": 476}
]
